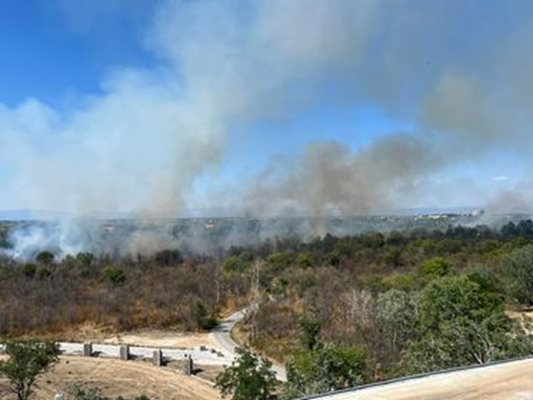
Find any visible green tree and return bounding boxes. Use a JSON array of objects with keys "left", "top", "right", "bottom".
[
  {"left": 502, "top": 245, "right": 533, "bottom": 305},
  {"left": 223, "top": 255, "right": 248, "bottom": 274},
  {"left": 420, "top": 257, "right": 450, "bottom": 278},
  {"left": 296, "top": 253, "right": 314, "bottom": 269},
  {"left": 21, "top": 263, "right": 36, "bottom": 278},
  {"left": 75, "top": 252, "right": 94, "bottom": 267},
  {"left": 192, "top": 301, "right": 218, "bottom": 330},
  {"left": 284, "top": 343, "right": 366, "bottom": 399},
  {"left": 376, "top": 289, "right": 418, "bottom": 352},
  {"left": 403, "top": 275, "right": 531, "bottom": 373},
  {"left": 35, "top": 251, "right": 54, "bottom": 266},
  {"left": 215, "top": 347, "right": 277, "bottom": 400},
  {"left": 266, "top": 252, "right": 292, "bottom": 273},
  {"left": 300, "top": 318, "right": 321, "bottom": 351},
  {"left": 384, "top": 247, "right": 403, "bottom": 268},
  {"left": 0, "top": 341, "right": 59, "bottom": 400}
]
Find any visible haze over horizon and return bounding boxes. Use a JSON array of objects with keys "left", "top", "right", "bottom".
[{"left": 1, "top": 0, "right": 533, "bottom": 217}]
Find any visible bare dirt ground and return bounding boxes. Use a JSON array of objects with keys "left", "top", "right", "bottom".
[
  {"left": 0, "top": 356, "right": 222, "bottom": 400},
  {"left": 53, "top": 322, "right": 216, "bottom": 350},
  {"left": 318, "top": 358, "right": 533, "bottom": 400},
  {"left": 99, "top": 330, "right": 216, "bottom": 349}
]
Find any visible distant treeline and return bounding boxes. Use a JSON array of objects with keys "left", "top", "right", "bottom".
[{"left": 0, "top": 212, "right": 505, "bottom": 258}]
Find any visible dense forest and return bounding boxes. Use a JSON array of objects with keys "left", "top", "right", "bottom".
[{"left": 0, "top": 220, "right": 532, "bottom": 398}]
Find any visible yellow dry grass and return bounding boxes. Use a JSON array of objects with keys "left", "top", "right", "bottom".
[{"left": 0, "top": 356, "right": 222, "bottom": 400}]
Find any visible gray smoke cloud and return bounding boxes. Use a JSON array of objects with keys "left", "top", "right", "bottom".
[
  {"left": 2, "top": 0, "right": 533, "bottom": 257},
  {"left": 244, "top": 134, "right": 443, "bottom": 216}
]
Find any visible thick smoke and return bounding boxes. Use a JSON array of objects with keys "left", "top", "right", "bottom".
[
  {"left": 2, "top": 0, "right": 533, "bottom": 257},
  {"left": 245, "top": 134, "right": 443, "bottom": 216}
]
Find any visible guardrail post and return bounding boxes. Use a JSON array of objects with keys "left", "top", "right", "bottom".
[
  {"left": 119, "top": 344, "right": 130, "bottom": 361},
  {"left": 182, "top": 354, "right": 194, "bottom": 375},
  {"left": 153, "top": 349, "right": 163, "bottom": 366},
  {"left": 83, "top": 343, "right": 93, "bottom": 357}
]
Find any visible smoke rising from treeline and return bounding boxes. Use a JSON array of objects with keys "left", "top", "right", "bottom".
[{"left": 2, "top": 0, "right": 533, "bottom": 256}]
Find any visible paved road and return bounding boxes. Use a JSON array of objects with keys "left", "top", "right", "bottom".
[
  {"left": 210, "top": 307, "right": 288, "bottom": 382},
  {"left": 303, "top": 358, "right": 533, "bottom": 400}
]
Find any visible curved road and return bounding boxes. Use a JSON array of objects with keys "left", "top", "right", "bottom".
[{"left": 210, "top": 307, "right": 287, "bottom": 382}]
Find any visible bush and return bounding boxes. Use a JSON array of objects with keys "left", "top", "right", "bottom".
[
  {"left": 104, "top": 266, "right": 126, "bottom": 287},
  {"left": 381, "top": 273, "right": 420, "bottom": 291},
  {"left": 66, "top": 383, "right": 104, "bottom": 400},
  {"left": 296, "top": 253, "right": 314, "bottom": 269},
  {"left": 285, "top": 343, "right": 367, "bottom": 398},
  {"left": 36, "top": 251, "right": 54, "bottom": 265},
  {"left": 193, "top": 301, "right": 218, "bottom": 331},
  {"left": 420, "top": 257, "right": 450, "bottom": 277},
  {"left": 75, "top": 252, "right": 94, "bottom": 267},
  {"left": 22, "top": 263, "right": 36, "bottom": 278},
  {"left": 38, "top": 267, "right": 51, "bottom": 279}
]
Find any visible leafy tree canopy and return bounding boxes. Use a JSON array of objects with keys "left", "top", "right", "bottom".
[
  {"left": 215, "top": 347, "right": 277, "bottom": 400},
  {"left": 284, "top": 343, "right": 366, "bottom": 399},
  {"left": 502, "top": 245, "right": 533, "bottom": 305},
  {"left": 0, "top": 340, "right": 59, "bottom": 400}
]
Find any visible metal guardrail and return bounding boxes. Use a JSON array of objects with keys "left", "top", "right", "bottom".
[{"left": 298, "top": 353, "right": 533, "bottom": 399}]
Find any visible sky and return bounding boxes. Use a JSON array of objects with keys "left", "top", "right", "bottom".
[{"left": 0, "top": 0, "right": 532, "bottom": 216}]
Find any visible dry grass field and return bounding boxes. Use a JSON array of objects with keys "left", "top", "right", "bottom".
[{"left": 0, "top": 356, "right": 222, "bottom": 400}]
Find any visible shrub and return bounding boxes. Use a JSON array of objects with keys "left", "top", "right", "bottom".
[
  {"left": 36, "top": 251, "right": 54, "bottom": 265},
  {"left": 104, "top": 266, "right": 126, "bottom": 287},
  {"left": 420, "top": 257, "right": 450, "bottom": 277},
  {"left": 66, "top": 383, "right": 104, "bottom": 400},
  {"left": 193, "top": 301, "right": 218, "bottom": 331},
  {"left": 22, "top": 263, "right": 36, "bottom": 278}
]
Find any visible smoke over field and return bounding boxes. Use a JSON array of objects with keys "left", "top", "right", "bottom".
[
  {"left": 2, "top": 1, "right": 533, "bottom": 256},
  {"left": 0, "top": 211, "right": 498, "bottom": 260}
]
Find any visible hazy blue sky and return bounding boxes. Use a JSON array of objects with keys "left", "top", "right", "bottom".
[{"left": 0, "top": 0, "right": 531, "bottom": 215}]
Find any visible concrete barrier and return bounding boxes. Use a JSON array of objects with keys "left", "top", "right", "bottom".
[
  {"left": 2, "top": 340, "right": 232, "bottom": 367},
  {"left": 182, "top": 354, "right": 194, "bottom": 375},
  {"left": 119, "top": 344, "right": 129, "bottom": 361},
  {"left": 83, "top": 343, "right": 92, "bottom": 357},
  {"left": 153, "top": 349, "right": 163, "bottom": 366}
]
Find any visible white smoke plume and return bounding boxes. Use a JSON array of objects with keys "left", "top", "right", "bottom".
[{"left": 2, "top": 0, "right": 533, "bottom": 257}]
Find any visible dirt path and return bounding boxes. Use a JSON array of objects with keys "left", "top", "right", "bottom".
[
  {"left": 0, "top": 356, "right": 222, "bottom": 400},
  {"left": 100, "top": 330, "right": 216, "bottom": 349}
]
